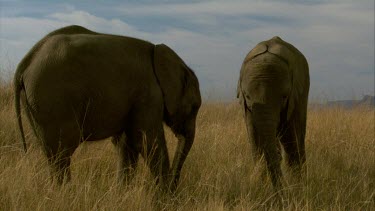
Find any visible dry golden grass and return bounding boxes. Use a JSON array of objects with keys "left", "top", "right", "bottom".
[{"left": 0, "top": 82, "right": 374, "bottom": 210}]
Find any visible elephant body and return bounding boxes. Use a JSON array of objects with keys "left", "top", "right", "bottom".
[
  {"left": 237, "top": 36, "right": 309, "bottom": 190},
  {"left": 22, "top": 32, "right": 160, "bottom": 141},
  {"left": 14, "top": 25, "right": 201, "bottom": 189}
]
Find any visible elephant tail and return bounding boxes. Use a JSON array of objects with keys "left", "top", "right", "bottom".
[{"left": 14, "top": 71, "right": 27, "bottom": 153}]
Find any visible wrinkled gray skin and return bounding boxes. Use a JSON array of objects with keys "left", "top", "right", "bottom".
[
  {"left": 14, "top": 25, "right": 201, "bottom": 191},
  {"left": 237, "top": 36, "right": 309, "bottom": 190}
]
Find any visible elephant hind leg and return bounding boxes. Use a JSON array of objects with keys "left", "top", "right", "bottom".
[
  {"left": 40, "top": 124, "right": 80, "bottom": 185},
  {"left": 112, "top": 133, "right": 139, "bottom": 184},
  {"left": 45, "top": 147, "right": 75, "bottom": 185}
]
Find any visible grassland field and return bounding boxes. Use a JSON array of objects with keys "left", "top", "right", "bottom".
[{"left": 0, "top": 81, "right": 374, "bottom": 210}]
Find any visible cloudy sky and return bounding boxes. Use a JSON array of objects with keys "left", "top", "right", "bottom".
[{"left": 0, "top": 0, "right": 374, "bottom": 101}]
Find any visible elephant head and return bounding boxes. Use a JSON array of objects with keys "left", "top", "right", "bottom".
[
  {"left": 237, "top": 36, "right": 309, "bottom": 190},
  {"left": 154, "top": 44, "right": 201, "bottom": 190}
]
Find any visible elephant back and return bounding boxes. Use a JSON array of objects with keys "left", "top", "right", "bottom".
[
  {"left": 244, "top": 36, "right": 295, "bottom": 65},
  {"left": 243, "top": 42, "right": 268, "bottom": 63}
]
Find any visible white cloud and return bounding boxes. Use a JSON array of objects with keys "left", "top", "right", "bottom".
[
  {"left": 0, "top": 11, "right": 145, "bottom": 67},
  {"left": 117, "top": 0, "right": 373, "bottom": 26},
  {"left": 0, "top": 0, "right": 374, "bottom": 100},
  {"left": 48, "top": 11, "right": 151, "bottom": 38}
]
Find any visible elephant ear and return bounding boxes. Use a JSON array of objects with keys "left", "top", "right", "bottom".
[
  {"left": 288, "top": 53, "right": 309, "bottom": 120},
  {"left": 238, "top": 42, "right": 268, "bottom": 100},
  {"left": 237, "top": 62, "right": 247, "bottom": 114},
  {"left": 270, "top": 38, "right": 309, "bottom": 120},
  {"left": 154, "top": 44, "right": 185, "bottom": 116}
]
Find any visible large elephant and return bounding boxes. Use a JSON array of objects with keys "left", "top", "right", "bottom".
[
  {"left": 237, "top": 36, "right": 309, "bottom": 190},
  {"left": 14, "top": 25, "right": 201, "bottom": 190}
]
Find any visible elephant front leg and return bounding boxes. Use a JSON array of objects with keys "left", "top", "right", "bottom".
[
  {"left": 125, "top": 128, "right": 170, "bottom": 190},
  {"left": 280, "top": 122, "right": 306, "bottom": 177},
  {"left": 126, "top": 104, "right": 171, "bottom": 190},
  {"left": 142, "top": 129, "right": 170, "bottom": 190},
  {"left": 112, "top": 133, "right": 139, "bottom": 185}
]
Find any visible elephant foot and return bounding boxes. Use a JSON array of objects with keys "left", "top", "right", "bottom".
[{"left": 50, "top": 166, "right": 71, "bottom": 186}]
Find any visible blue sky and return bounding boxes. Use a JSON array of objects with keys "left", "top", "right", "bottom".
[{"left": 0, "top": 0, "right": 374, "bottom": 101}]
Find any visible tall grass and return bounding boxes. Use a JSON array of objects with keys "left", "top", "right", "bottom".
[{"left": 0, "top": 83, "right": 374, "bottom": 210}]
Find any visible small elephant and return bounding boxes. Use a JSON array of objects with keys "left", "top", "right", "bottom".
[
  {"left": 14, "top": 25, "right": 201, "bottom": 190},
  {"left": 237, "top": 36, "right": 309, "bottom": 190}
]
